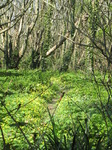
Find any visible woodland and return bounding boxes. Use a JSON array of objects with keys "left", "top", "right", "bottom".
[{"left": 0, "top": 0, "right": 112, "bottom": 150}]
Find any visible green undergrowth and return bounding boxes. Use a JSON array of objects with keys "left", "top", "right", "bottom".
[{"left": 0, "top": 69, "right": 111, "bottom": 149}]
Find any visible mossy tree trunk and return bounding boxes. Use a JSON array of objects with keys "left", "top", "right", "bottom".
[{"left": 60, "top": 0, "right": 76, "bottom": 71}]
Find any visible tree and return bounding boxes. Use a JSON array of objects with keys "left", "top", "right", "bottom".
[{"left": 0, "top": 0, "right": 39, "bottom": 69}]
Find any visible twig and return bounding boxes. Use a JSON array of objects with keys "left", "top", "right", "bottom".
[
  {"left": 1, "top": 103, "right": 32, "bottom": 149},
  {"left": 0, "top": 125, "right": 6, "bottom": 150},
  {"left": 3, "top": 83, "right": 52, "bottom": 116}
]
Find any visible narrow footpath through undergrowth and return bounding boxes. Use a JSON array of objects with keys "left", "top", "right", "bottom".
[{"left": 47, "top": 87, "right": 68, "bottom": 117}]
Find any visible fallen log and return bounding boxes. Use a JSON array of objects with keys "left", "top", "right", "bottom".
[{"left": 46, "top": 32, "right": 69, "bottom": 56}]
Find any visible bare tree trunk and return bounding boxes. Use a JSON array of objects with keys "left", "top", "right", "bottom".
[{"left": 4, "top": 30, "right": 9, "bottom": 69}]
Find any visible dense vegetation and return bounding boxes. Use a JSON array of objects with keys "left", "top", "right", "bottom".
[
  {"left": 0, "top": 0, "right": 112, "bottom": 150},
  {"left": 0, "top": 69, "right": 112, "bottom": 149}
]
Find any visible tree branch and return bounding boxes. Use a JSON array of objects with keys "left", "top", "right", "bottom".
[
  {"left": 0, "top": 126, "right": 6, "bottom": 150},
  {"left": 1, "top": 102, "right": 32, "bottom": 149},
  {"left": 46, "top": 32, "right": 69, "bottom": 56},
  {"left": 0, "top": 47, "right": 4, "bottom": 53},
  {"left": 0, "top": 0, "right": 13, "bottom": 10}
]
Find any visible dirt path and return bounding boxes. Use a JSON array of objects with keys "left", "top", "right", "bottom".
[
  {"left": 47, "top": 89, "right": 67, "bottom": 115},
  {"left": 48, "top": 98, "right": 58, "bottom": 115}
]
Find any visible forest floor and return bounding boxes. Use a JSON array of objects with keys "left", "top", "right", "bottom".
[
  {"left": 0, "top": 69, "right": 110, "bottom": 149},
  {"left": 48, "top": 98, "right": 58, "bottom": 114},
  {"left": 48, "top": 89, "right": 68, "bottom": 115}
]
